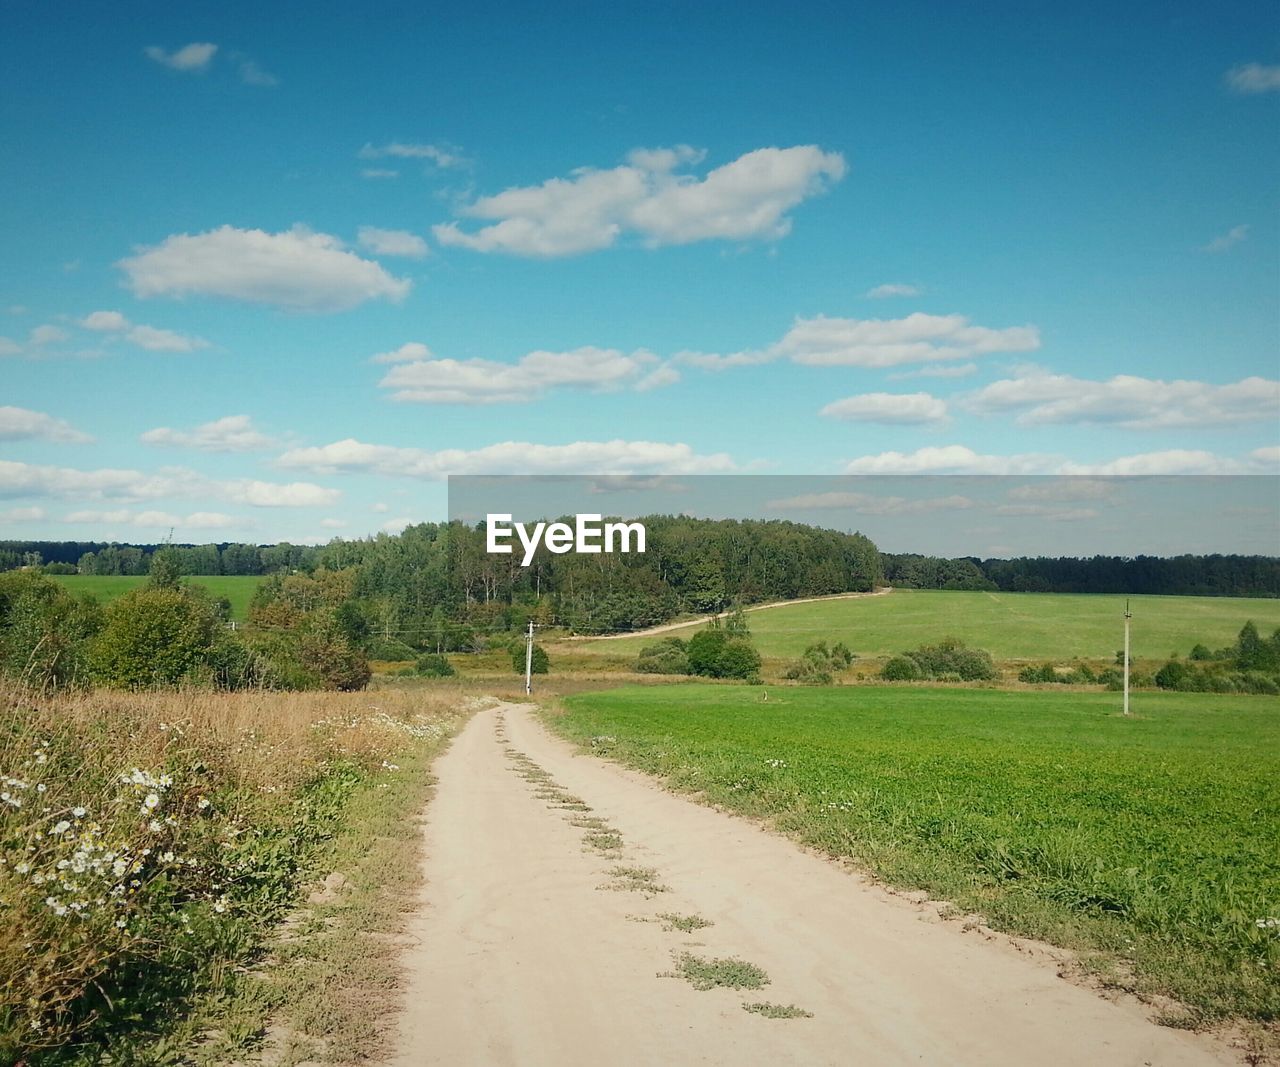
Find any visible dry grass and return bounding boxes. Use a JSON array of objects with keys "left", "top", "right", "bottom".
[{"left": 0, "top": 680, "right": 471, "bottom": 1061}]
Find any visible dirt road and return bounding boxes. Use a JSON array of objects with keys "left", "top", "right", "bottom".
[
  {"left": 579, "top": 586, "right": 893, "bottom": 642},
  {"left": 386, "top": 702, "right": 1236, "bottom": 1066}
]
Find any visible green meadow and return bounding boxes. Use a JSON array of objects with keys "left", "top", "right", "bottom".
[
  {"left": 49, "top": 574, "right": 263, "bottom": 622},
  {"left": 580, "top": 589, "right": 1280, "bottom": 662},
  {"left": 552, "top": 683, "right": 1280, "bottom": 1023}
]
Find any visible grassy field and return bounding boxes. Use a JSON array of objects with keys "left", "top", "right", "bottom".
[
  {"left": 550, "top": 683, "right": 1280, "bottom": 1026},
  {"left": 570, "top": 589, "right": 1280, "bottom": 663},
  {"left": 49, "top": 574, "right": 263, "bottom": 621}
]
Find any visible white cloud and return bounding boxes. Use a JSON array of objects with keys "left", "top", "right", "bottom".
[
  {"left": 64, "top": 509, "right": 238, "bottom": 529},
  {"left": 78, "top": 310, "right": 207, "bottom": 352},
  {"left": 682, "top": 312, "right": 1039, "bottom": 370},
  {"left": 141, "top": 415, "right": 275, "bottom": 453},
  {"left": 1226, "top": 63, "right": 1280, "bottom": 94},
  {"left": 865, "top": 283, "right": 921, "bottom": 299},
  {"left": 371, "top": 342, "right": 432, "bottom": 364},
  {"left": 0, "top": 338, "right": 20, "bottom": 357},
  {"left": 118, "top": 224, "right": 412, "bottom": 312},
  {"left": 890, "top": 362, "right": 978, "bottom": 380},
  {"left": 81, "top": 310, "right": 129, "bottom": 331},
  {"left": 236, "top": 57, "right": 278, "bottom": 86},
  {"left": 993, "top": 504, "right": 1099, "bottom": 522},
  {"left": 766, "top": 491, "right": 973, "bottom": 515},
  {"left": 0, "top": 406, "right": 92, "bottom": 443},
  {"left": 145, "top": 42, "right": 218, "bottom": 72},
  {"left": 0, "top": 506, "right": 44, "bottom": 523},
  {"left": 844, "top": 445, "right": 1055, "bottom": 475},
  {"left": 0, "top": 460, "right": 337, "bottom": 508},
  {"left": 361, "top": 168, "right": 400, "bottom": 180},
  {"left": 30, "top": 325, "right": 69, "bottom": 345},
  {"left": 126, "top": 324, "right": 209, "bottom": 352},
  {"left": 433, "top": 145, "right": 846, "bottom": 257},
  {"left": 358, "top": 142, "right": 467, "bottom": 168},
  {"left": 1006, "top": 479, "right": 1119, "bottom": 503},
  {"left": 228, "top": 481, "right": 340, "bottom": 508},
  {"left": 965, "top": 369, "right": 1279, "bottom": 429},
  {"left": 378, "top": 346, "right": 673, "bottom": 404},
  {"left": 357, "top": 226, "right": 429, "bottom": 258},
  {"left": 1203, "top": 224, "right": 1249, "bottom": 252},
  {"left": 820, "top": 392, "right": 948, "bottom": 424},
  {"left": 842, "top": 445, "right": 1276, "bottom": 477},
  {"left": 1250, "top": 445, "right": 1280, "bottom": 469},
  {"left": 277, "top": 437, "right": 737, "bottom": 478}
]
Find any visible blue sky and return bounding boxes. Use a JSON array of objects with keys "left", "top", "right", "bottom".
[{"left": 1, "top": 1, "right": 1277, "bottom": 551}]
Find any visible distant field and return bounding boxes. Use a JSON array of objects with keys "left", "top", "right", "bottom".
[
  {"left": 571, "top": 589, "right": 1280, "bottom": 662},
  {"left": 50, "top": 574, "right": 263, "bottom": 621},
  {"left": 552, "top": 683, "right": 1280, "bottom": 1023}
]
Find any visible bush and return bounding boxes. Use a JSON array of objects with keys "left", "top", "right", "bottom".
[
  {"left": 635, "top": 638, "right": 690, "bottom": 675},
  {"left": 892, "top": 638, "right": 997, "bottom": 682},
  {"left": 1188, "top": 643, "right": 1213, "bottom": 662},
  {"left": 296, "top": 632, "right": 371, "bottom": 691},
  {"left": 91, "top": 587, "right": 223, "bottom": 690},
  {"left": 881, "top": 655, "right": 921, "bottom": 681},
  {"left": 686, "top": 628, "right": 760, "bottom": 681},
  {"left": 512, "top": 643, "right": 550, "bottom": 675},
  {"left": 1154, "top": 660, "right": 1190, "bottom": 690},
  {"left": 364, "top": 637, "right": 418, "bottom": 661},
  {"left": 784, "top": 641, "right": 854, "bottom": 685},
  {"left": 414, "top": 653, "right": 455, "bottom": 677},
  {"left": 1018, "top": 663, "right": 1058, "bottom": 684}
]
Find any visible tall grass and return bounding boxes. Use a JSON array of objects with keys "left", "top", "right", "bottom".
[{"left": 0, "top": 681, "right": 465, "bottom": 1061}]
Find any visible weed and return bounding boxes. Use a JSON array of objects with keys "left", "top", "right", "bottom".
[
  {"left": 656, "top": 912, "right": 714, "bottom": 933},
  {"left": 742, "top": 1001, "right": 813, "bottom": 1019},
  {"left": 602, "top": 865, "right": 670, "bottom": 896},
  {"left": 667, "top": 953, "right": 769, "bottom": 991}
]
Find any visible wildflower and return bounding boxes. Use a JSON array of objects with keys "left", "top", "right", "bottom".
[
  {"left": 35, "top": 753, "right": 47, "bottom": 764},
  {"left": 15, "top": 862, "right": 29, "bottom": 875},
  {"left": 72, "top": 806, "right": 86, "bottom": 818},
  {"left": 36, "top": 783, "right": 45, "bottom": 793},
  {"left": 197, "top": 798, "right": 211, "bottom": 810},
  {"left": 161, "top": 851, "right": 174, "bottom": 862},
  {"left": 50, "top": 820, "right": 71, "bottom": 834},
  {"left": 143, "top": 792, "right": 160, "bottom": 810},
  {"left": 148, "top": 820, "right": 162, "bottom": 832}
]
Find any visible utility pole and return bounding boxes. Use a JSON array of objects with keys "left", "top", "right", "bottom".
[
  {"left": 525, "top": 619, "right": 534, "bottom": 697},
  {"left": 1123, "top": 599, "right": 1132, "bottom": 717}
]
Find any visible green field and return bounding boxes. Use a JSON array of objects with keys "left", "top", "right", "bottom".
[
  {"left": 552, "top": 684, "right": 1280, "bottom": 1023},
  {"left": 577, "top": 589, "right": 1280, "bottom": 663},
  {"left": 49, "top": 574, "right": 263, "bottom": 621}
]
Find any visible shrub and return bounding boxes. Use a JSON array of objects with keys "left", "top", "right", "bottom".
[
  {"left": 784, "top": 641, "right": 854, "bottom": 685},
  {"left": 91, "top": 587, "right": 223, "bottom": 690},
  {"left": 1188, "top": 643, "right": 1213, "bottom": 662},
  {"left": 414, "top": 653, "right": 456, "bottom": 677},
  {"left": 364, "top": 637, "right": 417, "bottom": 661},
  {"left": 297, "top": 632, "right": 371, "bottom": 691},
  {"left": 635, "top": 638, "right": 690, "bottom": 675},
  {"left": 512, "top": 643, "right": 550, "bottom": 675},
  {"left": 881, "top": 655, "right": 921, "bottom": 681},
  {"left": 1154, "top": 660, "right": 1190, "bottom": 691},
  {"left": 686, "top": 628, "right": 760, "bottom": 680},
  {"left": 1018, "top": 663, "right": 1058, "bottom": 684}
]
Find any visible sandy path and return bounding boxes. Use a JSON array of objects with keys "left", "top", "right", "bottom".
[
  {"left": 579, "top": 586, "right": 893, "bottom": 642},
  {"left": 386, "top": 702, "right": 1237, "bottom": 1066}
]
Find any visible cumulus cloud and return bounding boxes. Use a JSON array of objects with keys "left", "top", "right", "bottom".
[
  {"left": 682, "top": 312, "right": 1039, "bottom": 371},
  {"left": 357, "top": 226, "right": 429, "bottom": 258},
  {"left": 1226, "top": 63, "right": 1280, "bottom": 94},
  {"left": 766, "top": 491, "right": 973, "bottom": 515},
  {"left": 30, "top": 325, "right": 69, "bottom": 345},
  {"left": 0, "top": 460, "right": 337, "bottom": 507},
  {"left": 377, "top": 346, "right": 675, "bottom": 404},
  {"left": 78, "top": 310, "right": 208, "bottom": 352},
  {"left": 0, "top": 506, "right": 44, "bottom": 523},
  {"left": 370, "top": 342, "right": 432, "bottom": 364},
  {"left": 141, "top": 415, "right": 275, "bottom": 453},
  {"left": 820, "top": 392, "right": 948, "bottom": 424},
  {"left": 0, "top": 406, "right": 92, "bottom": 443},
  {"left": 144, "top": 42, "right": 218, "bottom": 71},
  {"left": 965, "top": 369, "right": 1279, "bottom": 429},
  {"left": 865, "top": 283, "right": 921, "bottom": 299},
  {"left": 432, "top": 145, "right": 846, "bottom": 257},
  {"left": 1203, "top": 224, "right": 1249, "bottom": 252},
  {"left": 842, "top": 445, "right": 1276, "bottom": 476},
  {"left": 358, "top": 142, "right": 467, "bottom": 168},
  {"left": 64, "top": 509, "right": 238, "bottom": 529},
  {"left": 277, "top": 438, "right": 737, "bottom": 478},
  {"left": 118, "top": 225, "right": 412, "bottom": 312}
]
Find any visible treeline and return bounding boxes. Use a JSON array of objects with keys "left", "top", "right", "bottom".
[
  {"left": 0, "top": 541, "right": 317, "bottom": 576},
  {"left": 884, "top": 553, "right": 1280, "bottom": 598},
  {"left": 302, "top": 516, "right": 883, "bottom": 647}
]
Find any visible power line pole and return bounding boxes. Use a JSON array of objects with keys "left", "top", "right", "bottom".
[
  {"left": 525, "top": 619, "right": 534, "bottom": 697},
  {"left": 1123, "top": 599, "right": 1132, "bottom": 717}
]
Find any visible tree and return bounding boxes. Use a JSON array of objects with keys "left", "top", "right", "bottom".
[
  {"left": 92, "top": 586, "right": 221, "bottom": 689},
  {"left": 148, "top": 546, "right": 182, "bottom": 590},
  {"left": 512, "top": 643, "right": 549, "bottom": 675}
]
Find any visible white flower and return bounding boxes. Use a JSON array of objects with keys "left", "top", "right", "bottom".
[
  {"left": 36, "top": 783, "right": 45, "bottom": 793},
  {"left": 115, "top": 918, "right": 126, "bottom": 929},
  {"left": 197, "top": 798, "right": 210, "bottom": 810},
  {"left": 50, "top": 820, "right": 71, "bottom": 834},
  {"left": 72, "top": 806, "right": 86, "bottom": 818},
  {"left": 15, "top": 862, "right": 30, "bottom": 875},
  {"left": 161, "top": 851, "right": 174, "bottom": 862},
  {"left": 143, "top": 793, "right": 160, "bottom": 810}
]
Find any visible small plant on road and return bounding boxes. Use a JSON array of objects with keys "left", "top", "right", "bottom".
[{"left": 668, "top": 953, "right": 769, "bottom": 991}]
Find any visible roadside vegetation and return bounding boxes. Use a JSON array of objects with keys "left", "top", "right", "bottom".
[
  {"left": 550, "top": 684, "right": 1280, "bottom": 1028},
  {"left": 0, "top": 681, "right": 466, "bottom": 1063}
]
